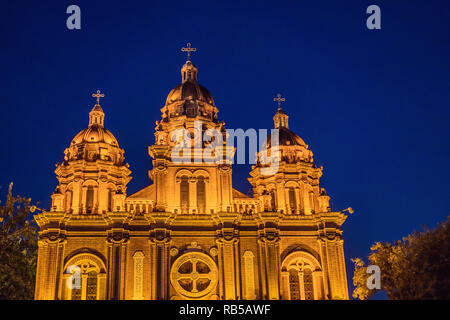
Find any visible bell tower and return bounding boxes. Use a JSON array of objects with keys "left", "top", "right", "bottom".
[
  {"left": 146, "top": 44, "right": 235, "bottom": 214},
  {"left": 249, "top": 95, "right": 327, "bottom": 215},
  {"left": 34, "top": 90, "right": 132, "bottom": 300},
  {"left": 50, "top": 91, "right": 131, "bottom": 215}
]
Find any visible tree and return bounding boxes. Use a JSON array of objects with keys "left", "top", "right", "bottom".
[
  {"left": 0, "top": 183, "right": 38, "bottom": 300},
  {"left": 352, "top": 216, "right": 450, "bottom": 300}
]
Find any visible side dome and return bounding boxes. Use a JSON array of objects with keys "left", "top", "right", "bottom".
[
  {"left": 63, "top": 99, "right": 125, "bottom": 165},
  {"left": 265, "top": 127, "right": 307, "bottom": 148},
  {"left": 257, "top": 104, "right": 314, "bottom": 165},
  {"left": 71, "top": 125, "right": 119, "bottom": 147}
]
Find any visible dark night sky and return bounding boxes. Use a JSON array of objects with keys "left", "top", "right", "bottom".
[{"left": 1, "top": 1, "right": 449, "bottom": 298}]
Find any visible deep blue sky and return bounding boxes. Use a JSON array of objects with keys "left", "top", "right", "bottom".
[{"left": 1, "top": 1, "right": 449, "bottom": 299}]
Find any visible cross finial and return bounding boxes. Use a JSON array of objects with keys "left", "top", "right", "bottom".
[
  {"left": 92, "top": 90, "right": 105, "bottom": 105},
  {"left": 273, "top": 93, "right": 285, "bottom": 108},
  {"left": 181, "top": 42, "right": 197, "bottom": 60}
]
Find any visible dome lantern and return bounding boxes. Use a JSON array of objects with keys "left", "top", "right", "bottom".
[
  {"left": 89, "top": 90, "right": 105, "bottom": 127},
  {"left": 180, "top": 42, "right": 198, "bottom": 83},
  {"left": 273, "top": 94, "right": 289, "bottom": 129},
  {"left": 181, "top": 60, "right": 198, "bottom": 83}
]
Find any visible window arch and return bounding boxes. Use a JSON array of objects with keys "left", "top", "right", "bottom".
[
  {"left": 63, "top": 253, "right": 106, "bottom": 300},
  {"left": 281, "top": 250, "right": 323, "bottom": 300}
]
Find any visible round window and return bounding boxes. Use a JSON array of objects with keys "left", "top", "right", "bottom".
[{"left": 170, "top": 252, "right": 218, "bottom": 299}]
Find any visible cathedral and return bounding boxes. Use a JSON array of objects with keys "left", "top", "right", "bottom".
[{"left": 34, "top": 46, "right": 350, "bottom": 300}]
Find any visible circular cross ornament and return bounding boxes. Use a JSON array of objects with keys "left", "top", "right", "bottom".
[{"left": 170, "top": 252, "right": 218, "bottom": 299}]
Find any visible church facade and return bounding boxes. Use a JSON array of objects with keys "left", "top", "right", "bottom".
[{"left": 34, "top": 51, "right": 350, "bottom": 300}]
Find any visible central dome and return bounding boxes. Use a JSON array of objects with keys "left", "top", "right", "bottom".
[
  {"left": 165, "top": 60, "right": 215, "bottom": 106},
  {"left": 165, "top": 81, "right": 215, "bottom": 105}
]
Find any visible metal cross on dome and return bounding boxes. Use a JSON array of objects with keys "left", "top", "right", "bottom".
[
  {"left": 181, "top": 42, "right": 197, "bottom": 60},
  {"left": 92, "top": 90, "right": 105, "bottom": 105},
  {"left": 274, "top": 93, "right": 285, "bottom": 108}
]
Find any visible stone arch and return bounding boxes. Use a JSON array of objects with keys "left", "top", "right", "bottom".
[
  {"left": 65, "top": 252, "right": 107, "bottom": 273},
  {"left": 280, "top": 250, "right": 324, "bottom": 300},
  {"left": 266, "top": 182, "right": 277, "bottom": 191},
  {"left": 192, "top": 169, "right": 210, "bottom": 180},
  {"left": 62, "top": 250, "right": 107, "bottom": 300},
  {"left": 81, "top": 180, "right": 99, "bottom": 213},
  {"left": 284, "top": 180, "right": 300, "bottom": 188},
  {"left": 82, "top": 179, "right": 99, "bottom": 187},
  {"left": 282, "top": 250, "right": 321, "bottom": 271},
  {"left": 175, "top": 169, "right": 193, "bottom": 179},
  {"left": 281, "top": 244, "right": 321, "bottom": 265}
]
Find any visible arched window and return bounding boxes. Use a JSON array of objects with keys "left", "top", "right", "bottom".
[
  {"left": 303, "top": 269, "right": 314, "bottom": 300},
  {"left": 288, "top": 269, "right": 300, "bottom": 300},
  {"left": 281, "top": 251, "right": 322, "bottom": 300},
  {"left": 86, "top": 186, "right": 94, "bottom": 213},
  {"left": 197, "top": 177, "right": 206, "bottom": 214},
  {"left": 65, "top": 190, "right": 73, "bottom": 213},
  {"left": 180, "top": 176, "right": 189, "bottom": 214},
  {"left": 270, "top": 190, "right": 276, "bottom": 211},
  {"left": 288, "top": 187, "right": 296, "bottom": 214},
  {"left": 64, "top": 253, "right": 106, "bottom": 300}
]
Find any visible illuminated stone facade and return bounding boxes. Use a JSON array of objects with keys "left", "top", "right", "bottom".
[{"left": 34, "top": 58, "right": 349, "bottom": 300}]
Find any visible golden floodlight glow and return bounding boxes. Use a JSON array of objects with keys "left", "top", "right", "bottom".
[{"left": 34, "top": 53, "right": 350, "bottom": 300}]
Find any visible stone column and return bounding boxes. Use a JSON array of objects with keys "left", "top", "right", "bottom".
[
  {"left": 81, "top": 273, "right": 88, "bottom": 300},
  {"left": 150, "top": 236, "right": 170, "bottom": 299},
  {"left": 98, "top": 273, "right": 107, "bottom": 300},
  {"left": 216, "top": 239, "right": 225, "bottom": 299},
  {"left": 218, "top": 238, "right": 237, "bottom": 299},
  {"left": 61, "top": 273, "right": 70, "bottom": 300},
  {"left": 312, "top": 270, "right": 323, "bottom": 300},
  {"left": 107, "top": 238, "right": 126, "bottom": 300},
  {"left": 280, "top": 271, "right": 289, "bottom": 300},
  {"left": 55, "top": 239, "right": 66, "bottom": 300},
  {"left": 257, "top": 240, "right": 268, "bottom": 299},
  {"left": 299, "top": 270, "right": 305, "bottom": 300},
  {"left": 317, "top": 237, "right": 330, "bottom": 299},
  {"left": 259, "top": 236, "right": 280, "bottom": 299},
  {"left": 337, "top": 239, "right": 349, "bottom": 299},
  {"left": 34, "top": 240, "right": 48, "bottom": 300},
  {"left": 42, "top": 239, "right": 60, "bottom": 300}
]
